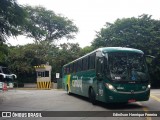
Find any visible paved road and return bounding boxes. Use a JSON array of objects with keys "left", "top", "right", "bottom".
[{"left": 0, "top": 89, "right": 159, "bottom": 120}]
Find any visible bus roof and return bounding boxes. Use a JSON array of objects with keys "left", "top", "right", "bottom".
[
  {"left": 63, "top": 47, "right": 143, "bottom": 67},
  {"left": 99, "top": 47, "right": 143, "bottom": 54}
]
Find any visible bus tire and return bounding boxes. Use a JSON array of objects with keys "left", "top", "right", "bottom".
[
  {"left": 67, "top": 85, "right": 71, "bottom": 95},
  {"left": 89, "top": 88, "right": 96, "bottom": 105}
]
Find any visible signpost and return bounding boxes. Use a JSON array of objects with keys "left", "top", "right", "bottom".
[{"left": 56, "top": 73, "right": 60, "bottom": 79}]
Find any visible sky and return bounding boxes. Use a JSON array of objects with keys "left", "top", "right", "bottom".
[{"left": 8, "top": 0, "right": 160, "bottom": 48}]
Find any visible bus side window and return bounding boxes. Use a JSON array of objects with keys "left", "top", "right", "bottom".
[
  {"left": 82, "top": 57, "right": 87, "bottom": 70},
  {"left": 70, "top": 64, "right": 72, "bottom": 73},
  {"left": 89, "top": 55, "right": 92, "bottom": 69},
  {"left": 76, "top": 62, "right": 78, "bottom": 72},
  {"left": 74, "top": 62, "right": 77, "bottom": 73},
  {"left": 77, "top": 61, "right": 79, "bottom": 72},
  {"left": 73, "top": 63, "right": 75, "bottom": 73},
  {"left": 82, "top": 58, "right": 84, "bottom": 71},
  {"left": 83, "top": 57, "right": 89, "bottom": 70},
  {"left": 93, "top": 53, "right": 96, "bottom": 69},
  {"left": 87, "top": 56, "right": 89, "bottom": 70},
  {"left": 96, "top": 57, "right": 104, "bottom": 74},
  {"left": 65, "top": 67, "right": 67, "bottom": 74},
  {"left": 65, "top": 67, "right": 67, "bottom": 75},
  {"left": 64, "top": 67, "right": 66, "bottom": 75},
  {"left": 88, "top": 56, "right": 90, "bottom": 70},
  {"left": 67, "top": 65, "right": 70, "bottom": 74},
  {"left": 72, "top": 64, "right": 74, "bottom": 73},
  {"left": 89, "top": 53, "right": 96, "bottom": 69},
  {"left": 82, "top": 58, "right": 85, "bottom": 70},
  {"left": 68, "top": 65, "right": 70, "bottom": 73},
  {"left": 78, "top": 59, "right": 82, "bottom": 71}
]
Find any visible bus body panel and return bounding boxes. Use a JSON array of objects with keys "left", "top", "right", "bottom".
[
  {"left": 63, "top": 73, "right": 150, "bottom": 103},
  {"left": 62, "top": 47, "right": 150, "bottom": 103},
  {"left": 103, "top": 88, "right": 150, "bottom": 103},
  {"left": 98, "top": 81, "right": 150, "bottom": 103},
  {"left": 64, "top": 69, "right": 96, "bottom": 97}
]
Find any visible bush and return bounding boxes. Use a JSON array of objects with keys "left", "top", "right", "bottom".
[{"left": 14, "top": 83, "right": 24, "bottom": 87}]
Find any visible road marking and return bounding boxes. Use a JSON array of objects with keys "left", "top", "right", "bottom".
[
  {"left": 150, "top": 95, "right": 160, "bottom": 102},
  {"left": 137, "top": 102, "right": 152, "bottom": 120},
  {"left": 151, "top": 93, "right": 160, "bottom": 95},
  {"left": 143, "top": 107, "right": 152, "bottom": 120}
]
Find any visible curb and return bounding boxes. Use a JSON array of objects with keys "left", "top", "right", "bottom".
[{"left": 11, "top": 88, "right": 64, "bottom": 90}]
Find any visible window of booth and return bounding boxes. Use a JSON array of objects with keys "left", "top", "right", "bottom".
[{"left": 37, "top": 71, "right": 49, "bottom": 77}]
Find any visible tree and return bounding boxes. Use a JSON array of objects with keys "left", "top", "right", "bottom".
[
  {"left": 52, "top": 43, "right": 81, "bottom": 75},
  {"left": 0, "top": 2, "right": 79, "bottom": 83},
  {"left": 79, "top": 46, "right": 94, "bottom": 56},
  {"left": 0, "top": 43, "right": 9, "bottom": 66},
  {"left": 0, "top": 0, "right": 26, "bottom": 43},
  {"left": 7, "top": 44, "right": 47, "bottom": 83},
  {"left": 92, "top": 15, "right": 160, "bottom": 53},
  {"left": 7, "top": 42, "right": 82, "bottom": 83},
  {"left": 92, "top": 14, "right": 160, "bottom": 87},
  {"left": 23, "top": 6, "right": 78, "bottom": 43}
]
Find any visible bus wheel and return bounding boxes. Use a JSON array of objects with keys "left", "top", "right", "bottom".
[
  {"left": 89, "top": 88, "right": 96, "bottom": 105},
  {"left": 67, "top": 85, "right": 70, "bottom": 95}
]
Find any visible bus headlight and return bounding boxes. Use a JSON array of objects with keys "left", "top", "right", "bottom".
[
  {"left": 105, "top": 83, "right": 116, "bottom": 91},
  {"left": 148, "top": 84, "right": 151, "bottom": 89}
]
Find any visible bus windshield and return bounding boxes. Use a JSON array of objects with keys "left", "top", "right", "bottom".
[{"left": 108, "top": 52, "right": 148, "bottom": 82}]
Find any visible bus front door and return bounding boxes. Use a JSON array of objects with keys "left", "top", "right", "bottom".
[{"left": 96, "top": 57, "right": 105, "bottom": 102}]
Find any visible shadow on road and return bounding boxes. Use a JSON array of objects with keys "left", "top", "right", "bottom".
[
  {"left": 67, "top": 93, "right": 144, "bottom": 110},
  {"left": 98, "top": 102, "right": 143, "bottom": 110}
]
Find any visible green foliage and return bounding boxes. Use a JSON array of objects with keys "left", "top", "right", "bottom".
[
  {"left": 0, "top": 0, "right": 80, "bottom": 82},
  {"left": 92, "top": 15, "right": 160, "bottom": 54},
  {"left": 7, "top": 44, "right": 46, "bottom": 83},
  {"left": 51, "top": 43, "right": 81, "bottom": 77},
  {"left": 0, "top": 5, "right": 160, "bottom": 88},
  {"left": 0, "top": 0, "right": 26, "bottom": 43},
  {"left": 6, "top": 42, "right": 82, "bottom": 82},
  {"left": 79, "top": 46, "right": 94, "bottom": 56},
  {"left": 92, "top": 14, "right": 160, "bottom": 87},
  {"left": 0, "top": 43, "right": 8, "bottom": 65},
  {"left": 0, "top": 1, "right": 79, "bottom": 83},
  {"left": 23, "top": 6, "right": 78, "bottom": 42},
  {"left": 0, "top": 1, "right": 78, "bottom": 44}
]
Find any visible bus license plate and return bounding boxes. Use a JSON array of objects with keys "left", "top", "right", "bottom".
[{"left": 128, "top": 99, "right": 136, "bottom": 103}]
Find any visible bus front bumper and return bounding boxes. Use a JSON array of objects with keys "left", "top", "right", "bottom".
[{"left": 105, "top": 89, "right": 150, "bottom": 103}]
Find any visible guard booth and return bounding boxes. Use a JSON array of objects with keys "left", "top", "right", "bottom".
[{"left": 34, "top": 64, "right": 52, "bottom": 89}]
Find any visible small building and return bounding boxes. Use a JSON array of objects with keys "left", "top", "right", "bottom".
[{"left": 34, "top": 64, "right": 52, "bottom": 89}]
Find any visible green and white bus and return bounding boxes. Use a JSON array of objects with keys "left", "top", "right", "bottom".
[{"left": 62, "top": 47, "right": 150, "bottom": 104}]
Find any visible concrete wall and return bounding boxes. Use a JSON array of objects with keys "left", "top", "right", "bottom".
[
  {"left": 23, "top": 83, "right": 57, "bottom": 89},
  {"left": 24, "top": 83, "right": 37, "bottom": 88}
]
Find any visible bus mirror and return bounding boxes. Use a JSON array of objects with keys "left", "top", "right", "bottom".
[
  {"left": 97, "top": 73, "right": 103, "bottom": 81},
  {"left": 145, "top": 55, "right": 155, "bottom": 59},
  {"left": 145, "top": 55, "right": 155, "bottom": 63}
]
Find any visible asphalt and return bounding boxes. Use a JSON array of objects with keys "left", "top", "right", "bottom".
[{"left": 0, "top": 89, "right": 159, "bottom": 120}]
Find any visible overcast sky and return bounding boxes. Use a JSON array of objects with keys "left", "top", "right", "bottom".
[{"left": 8, "top": 0, "right": 160, "bottom": 47}]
